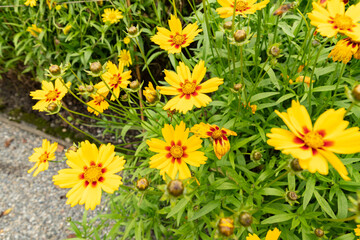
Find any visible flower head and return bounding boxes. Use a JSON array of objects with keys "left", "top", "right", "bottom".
[
  {"left": 151, "top": 15, "right": 202, "bottom": 54},
  {"left": 328, "top": 37, "right": 360, "bottom": 64},
  {"left": 157, "top": 61, "right": 224, "bottom": 114},
  {"left": 28, "top": 139, "right": 58, "bottom": 176},
  {"left": 146, "top": 121, "right": 207, "bottom": 180},
  {"left": 27, "top": 24, "right": 42, "bottom": 37},
  {"left": 354, "top": 225, "right": 360, "bottom": 237},
  {"left": 94, "top": 61, "right": 131, "bottom": 101},
  {"left": 102, "top": 8, "right": 123, "bottom": 24},
  {"left": 24, "top": 0, "right": 37, "bottom": 7},
  {"left": 191, "top": 123, "right": 237, "bottom": 159},
  {"left": 143, "top": 82, "right": 158, "bottom": 103},
  {"left": 63, "top": 25, "right": 72, "bottom": 35},
  {"left": 294, "top": 76, "right": 315, "bottom": 87},
  {"left": 308, "top": 0, "right": 360, "bottom": 40},
  {"left": 267, "top": 100, "right": 360, "bottom": 180},
  {"left": 87, "top": 92, "right": 109, "bottom": 116},
  {"left": 123, "top": 37, "right": 131, "bottom": 45},
  {"left": 118, "top": 49, "right": 132, "bottom": 67},
  {"left": 46, "top": 0, "right": 56, "bottom": 9},
  {"left": 246, "top": 228, "right": 281, "bottom": 240},
  {"left": 30, "top": 78, "right": 71, "bottom": 112},
  {"left": 216, "top": 0, "right": 270, "bottom": 18},
  {"left": 53, "top": 141, "right": 126, "bottom": 210}
]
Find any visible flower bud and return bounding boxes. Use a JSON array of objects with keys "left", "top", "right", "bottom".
[
  {"left": 47, "top": 102, "right": 58, "bottom": 112},
  {"left": 223, "top": 21, "right": 232, "bottom": 30},
  {"left": 66, "top": 146, "right": 78, "bottom": 153},
  {"left": 121, "top": 94, "right": 128, "bottom": 101},
  {"left": 86, "top": 85, "right": 94, "bottom": 93},
  {"left": 234, "top": 30, "right": 246, "bottom": 42},
  {"left": 269, "top": 45, "right": 280, "bottom": 57},
  {"left": 233, "top": 83, "right": 243, "bottom": 91},
  {"left": 314, "top": 228, "right": 324, "bottom": 237},
  {"left": 239, "top": 212, "right": 253, "bottom": 227},
  {"left": 352, "top": 84, "right": 360, "bottom": 101},
  {"left": 128, "top": 26, "right": 138, "bottom": 35},
  {"left": 290, "top": 158, "right": 303, "bottom": 172},
  {"left": 54, "top": 38, "right": 60, "bottom": 45},
  {"left": 167, "top": 179, "right": 184, "bottom": 197},
  {"left": 218, "top": 217, "right": 234, "bottom": 236},
  {"left": 287, "top": 191, "right": 298, "bottom": 201},
  {"left": 136, "top": 178, "right": 149, "bottom": 191},
  {"left": 312, "top": 40, "right": 320, "bottom": 47},
  {"left": 49, "top": 65, "right": 60, "bottom": 75},
  {"left": 90, "top": 62, "right": 102, "bottom": 74},
  {"left": 252, "top": 151, "right": 262, "bottom": 161},
  {"left": 130, "top": 80, "right": 140, "bottom": 90},
  {"left": 78, "top": 85, "right": 86, "bottom": 93},
  {"left": 123, "top": 37, "right": 131, "bottom": 45}
]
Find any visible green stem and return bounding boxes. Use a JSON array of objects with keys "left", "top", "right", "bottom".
[{"left": 263, "top": 170, "right": 290, "bottom": 188}]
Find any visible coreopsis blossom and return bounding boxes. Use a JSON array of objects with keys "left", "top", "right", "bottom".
[
  {"left": 28, "top": 139, "right": 58, "bottom": 176},
  {"left": 157, "top": 61, "right": 224, "bottom": 114},
  {"left": 146, "top": 121, "right": 207, "bottom": 180},
  {"left": 53, "top": 141, "right": 126, "bottom": 210},
  {"left": 246, "top": 228, "right": 281, "bottom": 240},
  {"left": 308, "top": 0, "right": 360, "bottom": 41},
  {"left": 63, "top": 25, "right": 72, "bottom": 35},
  {"left": 354, "top": 225, "right": 360, "bottom": 238},
  {"left": 143, "top": 82, "right": 158, "bottom": 103},
  {"left": 328, "top": 37, "right": 360, "bottom": 64},
  {"left": 123, "top": 37, "right": 131, "bottom": 45},
  {"left": 24, "top": 0, "right": 37, "bottom": 7},
  {"left": 317, "top": 0, "right": 348, "bottom": 7},
  {"left": 27, "top": 24, "right": 42, "bottom": 37},
  {"left": 94, "top": 61, "right": 131, "bottom": 101},
  {"left": 102, "top": 8, "right": 123, "bottom": 24},
  {"left": 191, "top": 123, "right": 237, "bottom": 159},
  {"left": 118, "top": 49, "right": 132, "bottom": 67},
  {"left": 267, "top": 100, "right": 360, "bottom": 180},
  {"left": 151, "top": 15, "right": 202, "bottom": 54},
  {"left": 294, "top": 76, "right": 314, "bottom": 87},
  {"left": 30, "top": 78, "right": 71, "bottom": 112},
  {"left": 216, "top": 0, "right": 270, "bottom": 18},
  {"left": 87, "top": 92, "right": 109, "bottom": 116}
]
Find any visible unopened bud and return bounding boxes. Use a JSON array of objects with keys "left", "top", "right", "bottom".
[
  {"left": 66, "top": 146, "right": 78, "bottom": 153},
  {"left": 86, "top": 85, "right": 94, "bottom": 92},
  {"left": 233, "top": 83, "right": 242, "bottom": 91},
  {"left": 314, "top": 228, "right": 324, "bottom": 237},
  {"left": 234, "top": 30, "right": 246, "bottom": 42},
  {"left": 128, "top": 26, "right": 138, "bottom": 35},
  {"left": 47, "top": 102, "right": 58, "bottom": 112},
  {"left": 49, "top": 65, "right": 60, "bottom": 75},
  {"left": 90, "top": 62, "right": 102, "bottom": 74},
  {"left": 287, "top": 191, "right": 298, "bottom": 201},
  {"left": 239, "top": 212, "right": 253, "bottom": 227},
  {"left": 270, "top": 46, "right": 280, "bottom": 57},
  {"left": 223, "top": 21, "right": 232, "bottom": 30},
  {"left": 352, "top": 85, "right": 360, "bottom": 101},
  {"left": 218, "top": 218, "right": 234, "bottom": 236},
  {"left": 121, "top": 94, "right": 128, "bottom": 101},
  {"left": 290, "top": 158, "right": 303, "bottom": 172},
  {"left": 312, "top": 40, "right": 320, "bottom": 47},
  {"left": 78, "top": 85, "right": 86, "bottom": 93},
  {"left": 167, "top": 179, "right": 184, "bottom": 197},
  {"left": 136, "top": 178, "right": 149, "bottom": 191},
  {"left": 54, "top": 38, "right": 60, "bottom": 45},
  {"left": 252, "top": 151, "right": 262, "bottom": 161},
  {"left": 130, "top": 80, "right": 140, "bottom": 90}
]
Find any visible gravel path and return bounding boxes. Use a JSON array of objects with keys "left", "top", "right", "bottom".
[{"left": 0, "top": 119, "right": 99, "bottom": 240}]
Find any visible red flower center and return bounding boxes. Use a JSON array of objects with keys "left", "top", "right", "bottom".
[
  {"left": 172, "top": 34, "right": 185, "bottom": 45},
  {"left": 170, "top": 145, "right": 183, "bottom": 158},
  {"left": 332, "top": 14, "right": 353, "bottom": 30},
  {"left": 46, "top": 90, "right": 60, "bottom": 101},
  {"left": 212, "top": 129, "right": 223, "bottom": 140},
  {"left": 182, "top": 80, "right": 196, "bottom": 94},
  {"left": 39, "top": 152, "right": 48, "bottom": 162},
  {"left": 303, "top": 131, "right": 324, "bottom": 149}
]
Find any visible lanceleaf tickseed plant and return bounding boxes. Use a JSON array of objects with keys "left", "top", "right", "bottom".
[{"left": 5, "top": 0, "right": 360, "bottom": 238}]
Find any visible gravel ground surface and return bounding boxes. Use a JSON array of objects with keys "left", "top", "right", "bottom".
[{"left": 0, "top": 120, "right": 99, "bottom": 240}]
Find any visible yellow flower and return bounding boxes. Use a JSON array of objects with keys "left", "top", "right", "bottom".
[
  {"left": 27, "top": 24, "right": 42, "bottom": 37},
  {"left": 30, "top": 78, "right": 71, "bottom": 112},
  {"left": 157, "top": 61, "right": 224, "bottom": 114},
  {"left": 87, "top": 92, "right": 109, "bottom": 116},
  {"left": 151, "top": 15, "right": 202, "bottom": 54},
  {"left": 94, "top": 61, "right": 131, "bottom": 101},
  {"left": 143, "top": 82, "right": 158, "bottom": 103},
  {"left": 267, "top": 100, "right": 360, "bottom": 181},
  {"left": 102, "top": 8, "right": 123, "bottom": 24},
  {"left": 146, "top": 121, "right": 207, "bottom": 180},
  {"left": 28, "top": 139, "right": 58, "bottom": 176},
  {"left": 295, "top": 76, "right": 315, "bottom": 87},
  {"left": 123, "top": 37, "right": 131, "bottom": 45},
  {"left": 308, "top": 0, "right": 360, "bottom": 41},
  {"left": 355, "top": 225, "right": 360, "bottom": 236},
  {"left": 246, "top": 228, "right": 281, "bottom": 240},
  {"left": 24, "top": 0, "right": 37, "bottom": 7},
  {"left": 328, "top": 37, "right": 360, "bottom": 64},
  {"left": 63, "top": 25, "right": 72, "bottom": 35},
  {"left": 53, "top": 141, "right": 126, "bottom": 210},
  {"left": 118, "top": 49, "right": 132, "bottom": 67},
  {"left": 317, "top": 0, "right": 348, "bottom": 7},
  {"left": 46, "top": 0, "right": 56, "bottom": 9},
  {"left": 216, "top": 0, "right": 270, "bottom": 18},
  {"left": 191, "top": 123, "right": 237, "bottom": 159}
]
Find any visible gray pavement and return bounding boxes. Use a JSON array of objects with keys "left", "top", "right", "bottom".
[{"left": 0, "top": 118, "right": 99, "bottom": 240}]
